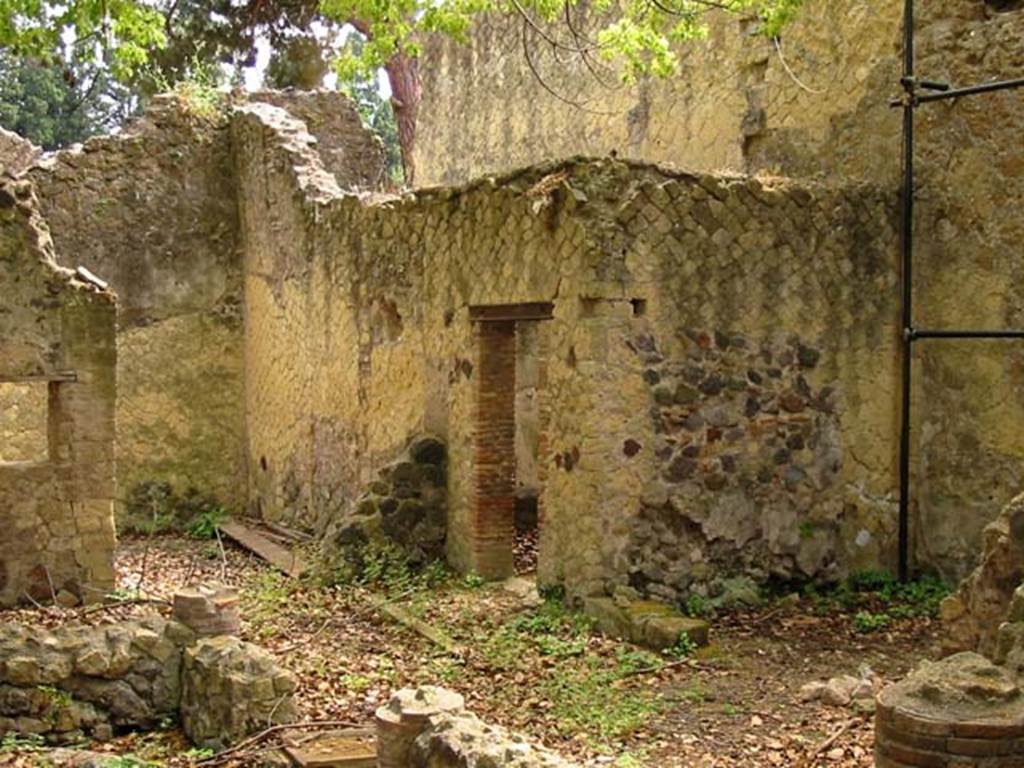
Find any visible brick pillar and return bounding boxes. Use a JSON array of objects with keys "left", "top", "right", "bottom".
[{"left": 472, "top": 321, "right": 516, "bottom": 579}]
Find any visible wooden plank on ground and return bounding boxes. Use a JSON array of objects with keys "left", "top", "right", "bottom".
[
  {"left": 220, "top": 520, "right": 308, "bottom": 578},
  {"left": 373, "top": 598, "right": 465, "bottom": 657},
  {"left": 283, "top": 734, "right": 377, "bottom": 767}
]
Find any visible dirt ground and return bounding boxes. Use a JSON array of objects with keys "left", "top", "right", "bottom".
[{"left": 0, "top": 535, "right": 942, "bottom": 767}]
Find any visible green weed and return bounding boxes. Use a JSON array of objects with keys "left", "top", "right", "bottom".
[
  {"left": 684, "top": 593, "right": 710, "bottom": 618},
  {"left": 542, "top": 658, "right": 664, "bottom": 741},
  {"left": 0, "top": 733, "right": 45, "bottom": 753},
  {"left": 853, "top": 611, "right": 892, "bottom": 634},
  {"left": 186, "top": 505, "right": 227, "bottom": 539},
  {"left": 666, "top": 631, "right": 698, "bottom": 659}
]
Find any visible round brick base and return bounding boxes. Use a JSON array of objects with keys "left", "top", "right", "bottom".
[{"left": 875, "top": 652, "right": 1024, "bottom": 767}]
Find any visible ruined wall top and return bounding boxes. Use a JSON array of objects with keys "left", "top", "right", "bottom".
[
  {"left": 0, "top": 128, "right": 41, "bottom": 176},
  {"left": 0, "top": 177, "right": 113, "bottom": 374},
  {"left": 249, "top": 90, "right": 386, "bottom": 190}
]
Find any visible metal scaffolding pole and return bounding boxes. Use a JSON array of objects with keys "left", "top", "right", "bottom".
[{"left": 895, "top": 0, "right": 1024, "bottom": 581}]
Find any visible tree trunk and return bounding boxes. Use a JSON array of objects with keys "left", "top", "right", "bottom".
[
  {"left": 383, "top": 52, "right": 420, "bottom": 185},
  {"left": 349, "top": 19, "right": 421, "bottom": 185}
]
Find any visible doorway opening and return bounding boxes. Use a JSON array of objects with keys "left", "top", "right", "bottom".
[{"left": 469, "top": 303, "right": 552, "bottom": 580}]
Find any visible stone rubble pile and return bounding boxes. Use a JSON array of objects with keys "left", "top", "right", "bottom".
[
  {"left": 799, "top": 667, "right": 878, "bottom": 713},
  {"left": 324, "top": 435, "right": 448, "bottom": 566}
]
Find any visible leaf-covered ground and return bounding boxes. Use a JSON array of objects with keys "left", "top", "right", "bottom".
[{"left": 0, "top": 536, "right": 943, "bottom": 767}]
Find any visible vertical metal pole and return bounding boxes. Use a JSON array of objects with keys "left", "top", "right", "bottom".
[{"left": 897, "top": 0, "right": 915, "bottom": 582}]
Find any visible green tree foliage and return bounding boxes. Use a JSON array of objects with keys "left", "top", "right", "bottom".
[
  {"left": 0, "top": 52, "right": 138, "bottom": 148},
  {"left": 0, "top": 0, "right": 165, "bottom": 80},
  {"left": 322, "top": 0, "right": 804, "bottom": 82},
  {"left": 0, "top": 0, "right": 803, "bottom": 88}
]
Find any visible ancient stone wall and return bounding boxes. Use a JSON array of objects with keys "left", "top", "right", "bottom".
[
  {"left": 233, "top": 103, "right": 899, "bottom": 600},
  {"left": 908, "top": 1, "right": 1024, "bottom": 580},
  {"left": 25, "top": 96, "right": 246, "bottom": 515},
  {"left": 12, "top": 90, "right": 385, "bottom": 523},
  {"left": 250, "top": 90, "right": 387, "bottom": 190},
  {"left": 0, "top": 178, "right": 117, "bottom": 607},
  {"left": 415, "top": 0, "right": 1024, "bottom": 580},
  {"left": 0, "top": 618, "right": 187, "bottom": 741}
]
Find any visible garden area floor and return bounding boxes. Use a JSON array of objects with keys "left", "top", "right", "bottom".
[{"left": 0, "top": 535, "right": 944, "bottom": 767}]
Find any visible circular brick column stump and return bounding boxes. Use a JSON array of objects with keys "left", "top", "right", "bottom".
[
  {"left": 172, "top": 583, "right": 241, "bottom": 636},
  {"left": 875, "top": 652, "right": 1024, "bottom": 767},
  {"left": 376, "top": 686, "right": 465, "bottom": 768}
]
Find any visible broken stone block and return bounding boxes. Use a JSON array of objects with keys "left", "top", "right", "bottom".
[
  {"left": 410, "top": 436, "right": 446, "bottom": 466},
  {"left": 582, "top": 596, "right": 709, "bottom": 651},
  {"left": 376, "top": 686, "right": 465, "bottom": 768},
  {"left": 411, "top": 708, "right": 580, "bottom": 767},
  {"left": 798, "top": 681, "right": 827, "bottom": 702},
  {"left": 821, "top": 675, "right": 862, "bottom": 707}
]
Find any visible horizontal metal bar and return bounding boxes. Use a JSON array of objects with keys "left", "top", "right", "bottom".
[
  {"left": 910, "top": 328, "right": 1024, "bottom": 340},
  {"left": 0, "top": 371, "right": 77, "bottom": 383},
  {"left": 889, "top": 76, "right": 1024, "bottom": 108},
  {"left": 917, "top": 77, "right": 1024, "bottom": 103}
]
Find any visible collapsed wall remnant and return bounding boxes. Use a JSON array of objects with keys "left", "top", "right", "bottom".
[
  {"left": 379, "top": 686, "right": 580, "bottom": 768},
  {"left": 6, "top": 90, "right": 385, "bottom": 528},
  {"left": 0, "top": 177, "right": 116, "bottom": 607},
  {"left": 180, "top": 636, "right": 298, "bottom": 750},
  {"left": 0, "top": 586, "right": 296, "bottom": 748}
]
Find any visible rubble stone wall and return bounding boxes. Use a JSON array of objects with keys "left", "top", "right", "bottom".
[
  {"left": 415, "top": 0, "right": 1024, "bottom": 580},
  {"left": 0, "top": 616, "right": 297, "bottom": 747},
  {"left": 233, "top": 103, "right": 899, "bottom": 599},
  {"left": 0, "top": 178, "right": 116, "bottom": 607}
]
